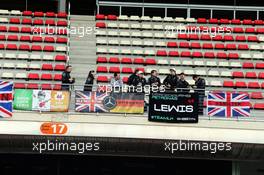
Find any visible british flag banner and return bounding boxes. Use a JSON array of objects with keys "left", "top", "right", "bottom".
[
  {"left": 207, "top": 92, "right": 250, "bottom": 117},
  {"left": 0, "top": 81, "right": 13, "bottom": 118}
]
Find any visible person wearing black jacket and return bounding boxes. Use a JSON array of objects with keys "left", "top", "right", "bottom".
[
  {"left": 127, "top": 69, "right": 139, "bottom": 86},
  {"left": 193, "top": 74, "right": 206, "bottom": 115},
  {"left": 84, "top": 70, "right": 95, "bottom": 91},
  {"left": 135, "top": 71, "right": 147, "bottom": 87},
  {"left": 148, "top": 70, "right": 161, "bottom": 87},
  {"left": 177, "top": 72, "right": 190, "bottom": 93},
  {"left": 62, "top": 65, "right": 75, "bottom": 91},
  {"left": 163, "top": 68, "right": 178, "bottom": 91}
]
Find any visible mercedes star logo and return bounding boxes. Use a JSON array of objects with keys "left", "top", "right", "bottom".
[{"left": 103, "top": 95, "right": 117, "bottom": 110}]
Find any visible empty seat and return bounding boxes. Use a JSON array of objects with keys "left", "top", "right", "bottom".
[
  {"left": 31, "top": 45, "right": 42, "bottom": 51},
  {"left": 190, "top": 42, "right": 201, "bottom": 49},
  {"left": 156, "top": 50, "right": 167, "bottom": 56},
  {"left": 41, "top": 74, "right": 52, "bottom": 80},
  {"left": 54, "top": 74, "right": 62, "bottom": 81},
  {"left": 226, "top": 44, "right": 236, "bottom": 50},
  {"left": 122, "top": 67, "right": 133, "bottom": 74},
  {"left": 217, "top": 52, "right": 227, "bottom": 59},
  {"left": 41, "top": 84, "right": 52, "bottom": 90},
  {"left": 145, "top": 58, "right": 156, "bottom": 65},
  {"left": 233, "top": 27, "right": 244, "bottom": 33},
  {"left": 223, "top": 81, "right": 234, "bottom": 87},
  {"left": 215, "top": 43, "right": 225, "bottom": 50},
  {"left": 6, "top": 44, "right": 17, "bottom": 50},
  {"left": 202, "top": 43, "right": 213, "bottom": 49},
  {"left": 46, "top": 12, "right": 56, "bottom": 17},
  {"left": 96, "top": 22, "right": 106, "bottom": 28},
  {"left": 20, "top": 35, "right": 31, "bottom": 42},
  {"left": 14, "top": 83, "right": 26, "bottom": 89},
  {"left": 189, "top": 34, "right": 199, "bottom": 40},
  {"left": 27, "top": 83, "right": 39, "bottom": 89},
  {"left": 42, "top": 64, "right": 53, "bottom": 70},
  {"left": 97, "top": 76, "right": 108, "bottom": 82},
  {"left": 97, "top": 56, "right": 107, "bottom": 63},
  {"left": 9, "top": 26, "right": 19, "bottom": 32},
  {"left": 43, "top": 45, "right": 55, "bottom": 52},
  {"left": 235, "top": 35, "right": 246, "bottom": 42},
  {"left": 258, "top": 72, "right": 264, "bottom": 79},
  {"left": 181, "top": 51, "right": 191, "bottom": 57},
  {"left": 204, "top": 52, "right": 215, "bottom": 58},
  {"left": 251, "top": 92, "right": 263, "bottom": 99},
  {"left": 197, "top": 18, "right": 207, "bottom": 23},
  {"left": 33, "top": 19, "right": 44, "bottom": 25},
  {"left": 256, "top": 63, "right": 264, "bottom": 69},
  {"left": 133, "top": 58, "right": 144, "bottom": 64},
  {"left": 231, "top": 19, "right": 241, "bottom": 25},
  {"left": 223, "top": 35, "right": 234, "bottom": 41},
  {"left": 192, "top": 51, "right": 203, "bottom": 58},
  {"left": 19, "top": 44, "right": 30, "bottom": 51},
  {"left": 254, "top": 103, "right": 264, "bottom": 110},
  {"left": 232, "top": 71, "right": 244, "bottom": 78},
  {"left": 97, "top": 66, "right": 107, "bottom": 73},
  {"left": 32, "top": 36, "right": 43, "bottom": 42},
  {"left": 28, "top": 73, "right": 39, "bottom": 80},
  {"left": 96, "top": 14, "right": 105, "bottom": 20},
  {"left": 228, "top": 53, "right": 239, "bottom": 59},
  {"left": 55, "top": 55, "right": 67, "bottom": 62},
  {"left": 245, "top": 72, "right": 257, "bottom": 79},
  {"left": 200, "top": 34, "right": 211, "bottom": 40},
  {"left": 167, "top": 42, "right": 177, "bottom": 48},
  {"left": 235, "top": 81, "right": 247, "bottom": 88},
  {"left": 248, "top": 82, "right": 260, "bottom": 89},
  {"left": 238, "top": 44, "right": 249, "bottom": 50},
  {"left": 54, "top": 64, "right": 65, "bottom": 71},
  {"left": 121, "top": 57, "right": 132, "bottom": 64},
  {"left": 109, "top": 57, "right": 120, "bottom": 63},
  {"left": 57, "top": 12, "right": 68, "bottom": 18},
  {"left": 44, "top": 36, "right": 55, "bottom": 43},
  {"left": 243, "top": 62, "right": 254, "bottom": 69}
]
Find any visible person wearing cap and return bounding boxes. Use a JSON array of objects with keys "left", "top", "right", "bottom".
[
  {"left": 193, "top": 74, "right": 206, "bottom": 115},
  {"left": 135, "top": 70, "right": 147, "bottom": 87},
  {"left": 177, "top": 72, "right": 190, "bottom": 93},
  {"left": 163, "top": 68, "right": 178, "bottom": 91},
  {"left": 148, "top": 70, "right": 161, "bottom": 87}
]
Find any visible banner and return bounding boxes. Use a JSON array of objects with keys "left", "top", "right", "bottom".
[
  {"left": 207, "top": 92, "right": 250, "bottom": 117},
  {"left": 14, "top": 89, "right": 70, "bottom": 112},
  {"left": 0, "top": 81, "right": 13, "bottom": 118},
  {"left": 75, "top": 91, "right": 144, "bottom": 114},
  {"left": 148, "top": 93, "right": 199, "bottom": 123}
]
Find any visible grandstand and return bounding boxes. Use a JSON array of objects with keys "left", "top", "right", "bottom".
[{"left": 0, "top": 0, "right": 264, "bottom": 175}]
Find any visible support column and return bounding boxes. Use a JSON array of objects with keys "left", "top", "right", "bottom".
[
  {"left": 58, "top": 0, "right": 66, "bottom": 13},
  {"left": 232, "top": 162, "right": 240, "bottom": 175}
]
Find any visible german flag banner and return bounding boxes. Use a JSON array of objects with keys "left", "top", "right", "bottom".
[{"left": 75, "top": 91, "right": 145, "bottom": 114}]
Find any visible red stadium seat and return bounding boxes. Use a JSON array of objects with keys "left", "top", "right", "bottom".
[
  {"left": 243, "top": 19, "right": 253, "bottom": 25},
  {"left": 14, "top": 83, "right": 26, "bottom": 89},
  {"left": 109, "top": 67, "right": 120, "bottom": 73},
  {"left": 45, "top": 19, "right": 56, "bottom": 26},
  {"left": 33, "top": 19, "right": 44, "bottom": 25},
  {"left": 54, "top": 74, "right": 62, "bottom": 81},
  {"left": 109, "top": 57, "right": 120, "bottom": 63},
  {"left": 217, "top": 52, "right": 227, "bottom": 59},
  {"left": 262, "top": 83, "right": 264, "bottom": 89},
  {"left": 223, "top": 35, "right": 234, "bottom": 41},
  {"left": 197, "top": 18, "right": 207, "bottom": 23},
  {"left": 97, "top": 56, "right": 107, "bottom": 63},
  {"left": 212, "top": 35, "right": 223, "bottom": 41},
  {"left": 0, "top": 26, "right": 7, "bottom": 32},
  {"left": 235, "top": 81, "right": 247, "bottom": 88},
  {"left": 43, "top": 46, "right": 54, "bottom": 52},
  {"left": 44, "top": 37, "right": 55, "bottom": 43},
  {"left": 256, "top": 63, "right": 264, "bottom": 69},
  {"left": 247, "top": 36, "right": 258, "bottom": 42},
  {"left": 190, "top": 42, "right": 201, "bottom": 49},
  {"left": 245, "top": 28, "right": 255, "bottom": 34},
  {"left": 97, "top": 66, "right": 107, "bottom": 73},
  {"left": 231, "top": 19, "right": 241, "bottom": 25},
  {"left": 21, "top": 27, "right": 31, "bottom": 33},
  {"left": 0, "top": 34, "right": 6, "bottom": 40},
  {"left": 256, "top": 28, "right": 264, "bottom": 34},
  {"left": 204, "top": 52, "right": 215, "bottom": 58},
  {"left": 6, "top": 44, "right": 17, "bottom": 50},
  {"left": 19, "top": 44, "right": 30, "bottom": 51},
  {"left": 238, "top": 44, "right": 249, "bottom": 50},
  {"left": 7, "top": 35, "right": 18, "bottom": 41},
  {"left": 254, "top": 20, "right": 263, "bottom": 25},
  {"left": 167, "top": 42, "right": 177, "bottom": 48},
  {"left": 54, "top": 64, "right": 66, "bottom": 71},
  {"left": 22, "top": 11, "right": 32, "bottom": 16},
  {"left": 215, "top": 43, "right": 225, "bottom": 50},
  {"left": 20, "top": 35, "right": 31, "bottom": 42},
  {"left": 122, "top": 67, "right": 133, "bottom": 74},
  {"left": 178, "top": 34, "right": 188, "bottom": 40},
  {"left": 209, "top": 18, "right": 218, "bottom": 24},
  {"left": 189, "top": 34, "right": 199, "bottom": 40},
  {"left": 34, "top": 11, "right": 44, "bottom": 17},
  {"left": 10, "top": 18, "right": 20, "bottom": 24},
  {"left": 96, "top": 14, "right": 105, "bottom": 20},
  {"left": 57, "top": 20, "right": 68, "bottom": 26},
  {"left": 56, "top": 37, "right": 67, "bottom": 43},
  {"left": 122, "top": 77, "right": 128, "bottom": 83},
  {"left": 232, "top": 71, "right": 244, "bottom": 78},
  {"left": 233, "top": 27, "right": 244, "bottom": 33},
  {"left": 220, "top": 19, "right": 230, "bottom": 24},
  {"left": 27, "top": 83, "right": 39, "bottom": 89},
  {"left": 223, "top": 81, "right": 234, "bottom": 87},
  {"left": 41, "top": 84, "right": 52, "bottom": 90},
  {"left": 235, "top": 35, "right": 246, "bottom": 42},
  {"left": 53, "top": 84, "right": 62, "bottom": 90},
  {"left": 42, "top": 64, "right": 53, "bottom": 70},
  {"left": 200, "top": 34, "right": 211, "bottom": 40},
  {"left": 135, "top": 67, "right": 145, "bottom": 73},
  {"left": 243, "top": 62, "right": 254, "bottom": 69},
  {"left": 121, "top": 57, "right": 132, "bottom": 64},
  {"left": 179, "top": 42, "right": 189, "bottom": 48},
  {"left": 258, "top": 72, "right": 264, "bottom": 79},
  {"left": 226, "top": 44, "right": 236, "bottom": 50},
  {"left": 28, "top": 73, "right": 39, "bottom": 80},
  {"left": 57, "top": 12, "right": 68, "bottom": 18},
  {"left": 96, "top": 22, "right": 106, "bottom": 28},
  {"left": 145, "top": 58, "right": 156, "bottom": 65},
  {"left": 202, "top": 43, "right": 213, "bottom": 49},
  {"left": 133, "top": 58, "right": 144, "bottom": 64},
  {"left": 41, "top": 74, "right": 53, "bottom": 80},
  {"left": 251, "top": 92, "right": 263, "bottom": 99},
  {"left": 181, "top": 51, "right": 191, "bottom": 57},
  {"left": 32, "top": 36, "right": 43, "bottom": 42},
  {"left": 168, "top": 51, "right": 179, "bottom": 57},
  {"left": 156, "top": 50, "right": 167, "bottom": 56},
  {"left": 248, "top": 82, "right": 260, "bottom": 89},
  {"left": 21, "top": 18, "right": 32, "bottom": 24},
  {"left": 192, "top": 51, "right": 203, "bottom": 58},
  {"left": 31, "top": 45, "right": 42, "bottom": 51},
  {"left": 245, "top": 72, "right": 257, "bottom": 79},
  {"left": 0, "top": 44, "right": 4, "bottom": 50},
  {"left": 46, "top": 12, "right": 56, "bottom": 18},
  {"left": 8, "top": 26, "right": 19, "bottom": 33},
  {"left": 228, "top": 53, "right": 239, "bottom": 59},
  {"left": 254, "top": 103, "right": 264, "bottom": 110},
  {"left": 107, "top": 15, "right": 117, "bottom": 20},
  {"left": 97, "top": 76, "right": 109, "bottom": 82}
]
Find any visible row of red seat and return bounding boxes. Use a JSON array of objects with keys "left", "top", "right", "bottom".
[
  {"left": 167, "top": 42, "right": 249, "bottom": 50},
  {"left": 96, "top": 14, "right": 117, "bottom": 20},
  {"left": 14, "top": 83, "right": 62, "bottom": 90},
  {"left": 223, "top": 81, "right": 264, "bottom": 89},
  {"left": 0, "top": 34, "right": 67, "bottom": 43},
  {"left": 28, "top": 73, "right": 63, "bottom": 80},
  {"left": 9, "top": 18, "right": 68, "bottom": 26},
  {"left": 156, "top": 50, "right": 239, "bottom": 59},
  {"left": 0, "top": 44, "right": 63, "bottom": 52},
  {"left": 197, "top": 18, "right": 264, "bottom": 25},
  {"left": 97, "top": 66, "right": 135, "bottom": 74},
  {"left": 177, "top": 34, "right": 258, "bottom": 42},
  {"left": 21, "top": 11, "right": 67, "bottom": 18},
  {"left": 232, "top": 72, "right": 264, "bottom": 79},
  {"left": 0, "top": 26, "right": 67, "bottom": 35}
]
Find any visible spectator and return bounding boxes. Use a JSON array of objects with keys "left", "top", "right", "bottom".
[
  {"left": 127, "top": 69, "right": 139, "bottom": 86},
  {"left": 110, "top": 73, "right": 123, "bottom": 88},
  {"left": 62, "top": 65, "right": 75, "bottom": 91},
  {"left": 177, "top": 72, "right": 190, "bottom": 92},
  {"left": 148, "top": 70, "right": 161, "bottom": 87},
  {"left": 84, "top": 70, "right": 95, "bottom": 91},
  {"left": 134, "top": 71, "right": 147, "bottom": 87},
  {"left": 193, "top": 74, "right": 206, "bottom": 115},
  {"left": 163, "top": 68, "right": 178, "bottom": 91}
]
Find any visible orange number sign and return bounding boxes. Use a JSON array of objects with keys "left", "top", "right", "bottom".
[{"left": 40, "top": 122, "right": 68, "bottom": 135}]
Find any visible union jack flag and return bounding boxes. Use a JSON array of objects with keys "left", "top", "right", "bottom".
[
  {"left": 207, "top": 92, "right": 250, "bottom": 117},
  {"left": 0, "top": 81, "right": 13, "bottom": 118},
  {"left": 75, "top": 91, "right": 108, "bottom": 112}
]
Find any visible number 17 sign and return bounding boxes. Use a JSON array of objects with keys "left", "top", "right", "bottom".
[{"left": 40, "top": 122, "right": 68, "bottom": 135}]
